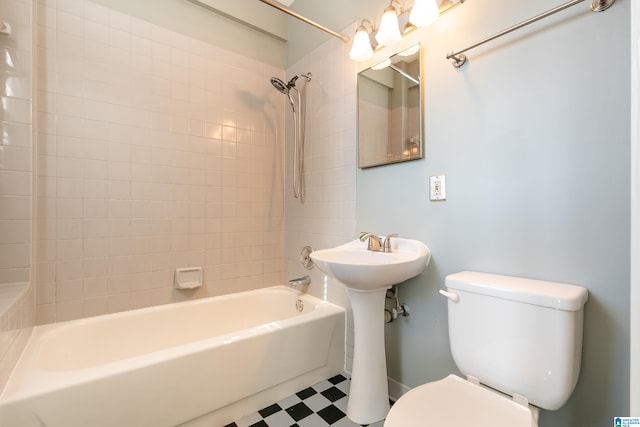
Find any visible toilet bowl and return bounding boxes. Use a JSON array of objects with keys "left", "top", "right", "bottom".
[
  {"left": 384, "top": 272, "right": 588, "bottom": 426},
  {"left": 385, "top": 375, "right": 538, "bottom": 427}
]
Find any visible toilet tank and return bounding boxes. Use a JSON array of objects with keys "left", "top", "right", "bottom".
[{"left": 444, "top": 271, "right": 588, "bottom": 411}]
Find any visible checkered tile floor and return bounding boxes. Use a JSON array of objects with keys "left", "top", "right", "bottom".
[{"left": 225, "top": 374, "right": 385, "bottom": 427}]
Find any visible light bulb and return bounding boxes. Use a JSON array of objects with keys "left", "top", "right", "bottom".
[
  {"left": 375, "top": 7, "right": 402, "bottom": 47},
  {"left": 349, "top": 28, "right": 374, "bottom": 62},
  {"left": 409, "top": 0, "right": 439, "bottom": 28}
]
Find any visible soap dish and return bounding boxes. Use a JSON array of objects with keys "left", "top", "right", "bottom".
[{"left": 174, "top": 267, "right": 203, "bottom": 290}]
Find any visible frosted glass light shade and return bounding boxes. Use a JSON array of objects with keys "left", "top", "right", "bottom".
[
  {"left": 409, "top": 0, "right": 439, "bottom": 28},
  {"left": 375, "top": 8, "right": 402, "bottom": 47},
  {"left": 349, "top": 29, "right": 374, "bottom": 62}
]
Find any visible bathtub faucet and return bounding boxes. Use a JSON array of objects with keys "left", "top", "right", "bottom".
[{"left": 289, "top": 275, "right": 311, "bottom": 288}]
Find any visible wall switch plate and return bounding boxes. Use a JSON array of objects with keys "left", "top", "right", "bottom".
[{"left": 430, "top": 175, "right": 446, "bottom": 201}]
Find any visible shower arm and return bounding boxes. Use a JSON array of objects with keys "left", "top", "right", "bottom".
[
  {"left": 288, "top": 73, "right": 312, "bottom": 89},
  {"left": 258, "top": 0, "right": 350, "bottom": 43}
]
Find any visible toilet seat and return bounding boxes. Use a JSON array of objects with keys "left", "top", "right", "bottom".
[{"left": 384, "top": 375, "right": 538, "bottom": 427}]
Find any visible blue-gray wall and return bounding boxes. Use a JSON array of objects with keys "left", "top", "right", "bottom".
[{"left": 356, "top": 0, "right": 630, "bottom": 425}]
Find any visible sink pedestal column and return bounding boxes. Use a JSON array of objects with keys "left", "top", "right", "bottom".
[{"left": 345, "top": 287, "right": 390, "bottom": 424}]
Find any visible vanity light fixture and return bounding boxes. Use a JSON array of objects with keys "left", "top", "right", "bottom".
[
  {"left": 349, "top": 19, "right": 375, "bottom": 62},
  {"left": 375, "top": 1, "right": 403, "bottom": 47},
  {"left": 409, "top": 0, "right": 440, "bottom": 28},
  {"left": 350, "top": 0, "right": 464, "bottom": 63}
]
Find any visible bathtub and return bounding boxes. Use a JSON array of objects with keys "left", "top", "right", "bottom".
[{"left": 0, "top": 286, "right": 345, "bottom": 427}]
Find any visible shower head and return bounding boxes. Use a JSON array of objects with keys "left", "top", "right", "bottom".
[
  {"left": 270, "top": 72, "right": 312, "bottom": 114},
  {"left": 270, "top": 77, "right": 289, "bottom": 95},
  {"left": 271, "top": 76, "right": 296, "bottom": 112},
  {"left": 270, "top": 73, "right": 312, "bottom": 94}
]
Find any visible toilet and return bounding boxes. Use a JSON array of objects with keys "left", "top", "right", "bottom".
[{"left": 385, "top": 271, "right": 588, "bottom": 427}]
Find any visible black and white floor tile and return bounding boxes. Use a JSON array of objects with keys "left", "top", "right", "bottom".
[{"left": 225, "top": 374, "right": 386, "bottom": 427}]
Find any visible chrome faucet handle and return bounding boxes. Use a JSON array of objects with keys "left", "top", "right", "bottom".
[
  {"left": 359, "top": 232, "right": 382, "bottom": 251},
  {"left": 382, "top": 234, "right": 399, "bottom": 252}
]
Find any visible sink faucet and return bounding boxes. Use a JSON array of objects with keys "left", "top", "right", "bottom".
[
  {"left": 359, "top": 232, "right": 382, "bottom": 251},
  {"left": 360, "top": 232, "right": 399, "bottom": 252},
  {"left": 382, "top": 234, "right": 398, "bottom": 253}
]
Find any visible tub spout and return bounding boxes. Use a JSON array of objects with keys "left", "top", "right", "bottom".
[{"left": 289, "top": 275, "right": 311, "bottom": 288}]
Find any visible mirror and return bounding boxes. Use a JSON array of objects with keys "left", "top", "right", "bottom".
[{"left": 358, "top": 44, "right": 422, "bottom": 168}]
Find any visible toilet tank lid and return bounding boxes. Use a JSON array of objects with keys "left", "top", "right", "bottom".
[{"left": 445, "top": 271, "right": 588, "bottom": 311}]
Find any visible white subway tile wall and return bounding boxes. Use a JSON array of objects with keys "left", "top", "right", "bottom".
[
  {"left": 0, "top": 0, "right": 36, "bottom": 391},
  {"left": 0, "top": 0, "right": 32, "bottom": 285},
  {"left": 35, "top": 0, "right": 286, "bottom": 323},
  {"left": 284, "top": 31, "right": 358, "bottom": 370}
]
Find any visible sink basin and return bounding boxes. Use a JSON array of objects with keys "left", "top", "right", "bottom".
[
  {"left": 310, "top": 236, "right": 431, "bottom": 424},
  {"left": 310, "top": 237, "right": 430, "bottom": 290}
]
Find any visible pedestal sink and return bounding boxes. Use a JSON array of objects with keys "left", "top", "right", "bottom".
[{"left": 310, "top": 237, "right": 430, "bottom": 424}]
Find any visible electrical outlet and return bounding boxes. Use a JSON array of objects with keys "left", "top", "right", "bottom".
[{"left": 430, "top": 175, "right": 446, "bottom": 201}]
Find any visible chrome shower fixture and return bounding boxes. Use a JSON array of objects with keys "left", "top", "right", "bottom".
[
  {"left": 286, "top": 73, "right": 312, "bottom": 89},
  {"left": 270, "top": 77, "right": 295, "bottom": 111},
  {"left": 270, "top": 73, "right": 312, "bottom": 113},
  {"left": 270, "top": 77, "right": 289, "bottom": 94},
  {"left": 270, "top": 73, "right": 312, "bottom": 93},
  {"left": 270, "top": 72, "right": 312, "bottom": 201}
]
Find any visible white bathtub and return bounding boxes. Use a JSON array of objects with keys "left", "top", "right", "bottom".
[{"left": 0, "top": 286, "right": 345, "bottom": 426}]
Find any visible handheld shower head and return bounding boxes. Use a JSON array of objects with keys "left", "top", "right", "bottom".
[
  {"left": 271, "top": 76, "right": 296, "bottom": 112},
  {"left": 270, "top": 77, "right": 289, "bottom": 95}
]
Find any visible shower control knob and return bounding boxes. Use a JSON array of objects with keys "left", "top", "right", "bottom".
[{"left": 300, "top": 246, "right": 314, "bottom": 270}]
